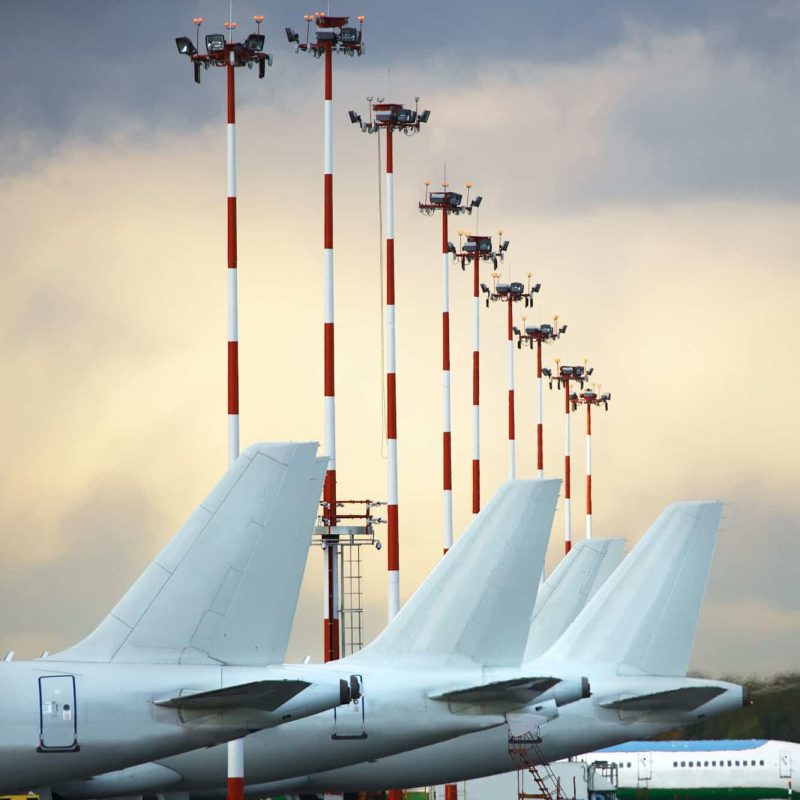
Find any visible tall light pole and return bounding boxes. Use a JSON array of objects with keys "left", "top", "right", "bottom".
[
  {"left": 287, "top": 12, "right": 365, "bottom": 664},
  {"left": 571, "top": 386, "right": 611, "bottom": 539},
  {"left": 176, "top": 15, "right": 272, "bottom": 800},
  {"left": 350, "top": 99, "right": 430, "bottom": 619},
  {"left": 514, "top": 314, "right": 567, "bottom": 478},
  {"left": 482, "top": 271, "right": 537, "bottom": 480},
  {"left": 546, "top": 361, "right": 592, "bottom": 554},
  {"left": 419, "top": 183, "right": 479, "bottom": 552},
  {"left": 453, "top": 231, "right": 506, "bottom": 515}
]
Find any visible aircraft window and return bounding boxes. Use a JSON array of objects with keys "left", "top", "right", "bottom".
[
  {"left": 751, "top": 761, "right": 756, "bottom": 766},
  {"left": 689, "top": 762, "right": 694, "bottom": 767},
  {"left": 704, "top": 761, "right": 709, "bottom": 767},
  {"left": 735, "top": 761, "right": 740, "bottom": 767},
  {"left": 681, "top": 761, "right": 686, "bottom": 767},
  {"left": 628, "top": 763, "right": 632, "bottom": 768},
  {"left": 760, "top": 761, "right": 765, "bottom": 766},
  {"left": 712, "top": 761, "right": 716, "bottom": 767},
  {"left": 728, "top": 761, "right": 732, "bottom": 767},
  {"left": 674, "top": 762, "right": 678, "bottom": 768}
]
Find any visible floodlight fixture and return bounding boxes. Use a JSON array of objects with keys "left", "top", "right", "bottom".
[
  {"left": 349, "top": 110, "right": 362, "bottom": 124},
  {"left": 286, "top": 27, "right": 300, "bottom": 43},
  {"left": 206, "top": 33, "right": 226, "bottom": 52},
  {"left": 290, "top": 12, "right": 366, "bottom": 56},
  {"left": 471, "top": 195, "right": 483, "bottom": 208},
  {"left": 176, "top": 36, "right": 197, "bottom": 56},
  {"left": 244, "top": 33, "right": 266, "bottom": 52}
]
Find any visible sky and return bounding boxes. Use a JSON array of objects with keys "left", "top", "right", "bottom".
[{"left": 0, "top": 0, "right": 798, "bottom": 677}]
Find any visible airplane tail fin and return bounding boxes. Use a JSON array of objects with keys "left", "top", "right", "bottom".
[
  {"left": 546, "top": 501, "right": 722, "bottom": 676},
  {"left": 356, "top": 479, "right": 560, "bottom": 667},
  {"left": 523, "top": 537, "right": 625, "bottom": 662},
  {"left": 51, "top": 442, "right": 326, "bottom": 666}
]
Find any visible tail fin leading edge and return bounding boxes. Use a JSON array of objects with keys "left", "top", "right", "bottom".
[
  {"left": 357, "top": 479, "right": 560, "bottom": 667},
  {"left": 547, "top": 501, "right": 722, "bottom": 677},
  {"left": 52, "top": 442, "right": 326, "bottom": 666}
]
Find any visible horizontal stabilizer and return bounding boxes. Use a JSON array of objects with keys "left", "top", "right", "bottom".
[
  {"left": 431, "top": 676, "right": 560, "bottom": 704},
  {"left": 356, "top": 480, "right": 560, "bottom": 667},
  {"left": 154, "top": 679, "right": 311, "bottom": 712},
  {"left": 600, "top": 686, "right": 725, "bottom": 712}
]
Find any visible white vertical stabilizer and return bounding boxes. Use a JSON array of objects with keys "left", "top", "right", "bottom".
[
  {"left": 524, "top": 537, "right": 625, "bottom": 662},
  {"left": 52, "top": 442, "right": 326, "bottom": 666},
  {"left": 547, "top": 501, "right": 722, "bottom": 676},
  {"left": 355, "top": 479, "right": 560, "bottom": 667}
]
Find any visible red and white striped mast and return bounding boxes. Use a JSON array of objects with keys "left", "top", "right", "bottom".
[
  {"left": 175, "top": 13, "right": 271, "bottom": 800},
  {"left": 455, "top": 229, "right": 504, "bottom": 514},
  {"left": 351, "top": 99, "right": 430, "bottom": 618},
  {"left": 571, "top": 384, "right": 610, "bottom": 539},
  {"left": 546, "top": 361, "right": 592, "bottom": 554},
  {"left": 418, "top": 182, "right": 478, "bottom": 551},
  {"left": 288, "top": 12, "right": 365, "bottom": 663},
  {"left": 514, "top": 313, "right": 566, "bottom": 478},
  {"left": 484, "top": 267, "right": 534, "bottom": 480}
]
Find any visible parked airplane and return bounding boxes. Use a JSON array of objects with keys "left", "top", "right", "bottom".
[
  {"left": 52, "top": 478, "right": 564, "bottom": 798},
  {"left": 0, "top": 442, "right": 360, "bottom": 792},
  {"left": 585, "top": 739, "right": 798, "bottom": 800},
  {"left": 58, "top": 501, "right": 747, "bottom": 798}
]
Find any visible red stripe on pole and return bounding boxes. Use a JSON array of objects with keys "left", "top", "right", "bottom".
[
  {"left": 443, "top": 432, "right": 452, "bottom": 489},
  {"left": 387, "top": 505, "right": 399, "bottom": 570},
  {"left": 565, "top": 540, "right": 572, "bottom": 555},
  {"left": 587, "top": 402, "right": 592, "bottom": 435},
  {"left": 324, "top": 323, "right": 334, "bottom": 396},
  {"left": 587, "top": 473, "right": 593, "bottom": 514},
  {"left": 537, "top": 423, "right": 544, "bottom": 472},
  {"left": 508, "top": 390, "right": 515, "bottom": 439},
  {"left": 228, "top": 341, "right": 239, "bottom": 414},
  {"left": 565, "top": 454, "right": 571, "bottom": 497},
  {"left": 227, "top": 64, "right": 235, "bottom": 124},
  {"left": 323, "top": 617, "right": 339, "bottom": 662},
  {"left": 387, "top": 373, "right": 397, "bottom": 437},
  {"left": 445, "top": 784, "right": 458, "bottom": 800},
  {"left": 324, "top": 175, "right": 333, "bottom": 248},
  {"left": 227, "top": 198, "right": 237, "bottom": 267},
  {"left": 227, "top": 778, "right": 244, "bottom": 800},
  {"left": 472, "top": 459, "right": 480, "bottom": 514},
  {"left": 324, "top": 43, "right": 332, "bottom": 100}
]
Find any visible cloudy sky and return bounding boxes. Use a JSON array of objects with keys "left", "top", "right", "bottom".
[{"left": 1, "top": 0, "right": 798, "bottom": 677}]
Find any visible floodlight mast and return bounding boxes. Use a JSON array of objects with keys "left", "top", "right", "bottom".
[
  {"left": 453, "top": 230, "right": 504, "bottom": 514},
  {"left": 175, "top": 14, "right": 272, "bottom": 800},
  {"left": 353, "top": 98, "right": 429, "bottom": 621},
  {"left": 175, "top": 16, "right": 272, "bottom": 468},
  {"left": 288, "top": 11, "right": 365, "bottom": 664},
  {"left": 571, "top": 385, "right": 611, "bottom": 539},
  {"left": 484, "top": 267, "right": 536, "bottom": 480},
  {"left": 547, "top": 360, "right": 592, "bottom": 553},
  {"left": 418, "top": 182, "right": 475, "bottom": 552},
  {"left": 515, "top": 312, "right": 566, "bottom": 478}
]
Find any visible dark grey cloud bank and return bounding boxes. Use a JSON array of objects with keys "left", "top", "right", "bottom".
[{"left": 3, "top": 0, "right": 800, "bottom": 208}]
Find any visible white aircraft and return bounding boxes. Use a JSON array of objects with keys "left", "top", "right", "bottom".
[
  {"left": 58, "top": 501, "right": 748, "bottom": 798},
  {"left": 18, "top": 476, "right": 566, "bottom": 796},
  {"left": 582, "top": 739, "right": 798, "bottom": 800},
  {"left": 0, "top": 442, "right": 361, "bottom": 792}
]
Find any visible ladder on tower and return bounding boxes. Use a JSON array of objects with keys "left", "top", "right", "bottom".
[
  {"left": 510, "top": 733, "right": 567, "bottom": 800},
  {"left": 313, "top": 499, "right": 386, "bottom": 657}
]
